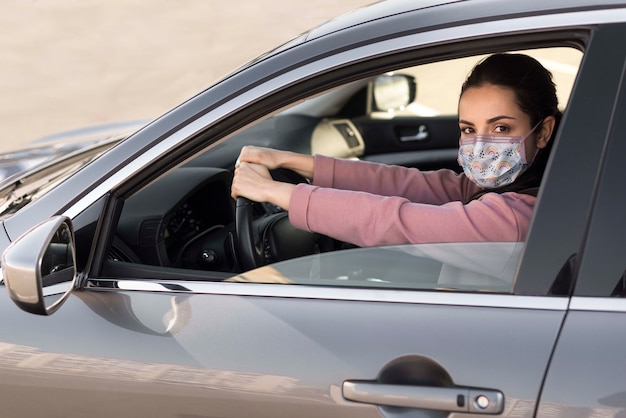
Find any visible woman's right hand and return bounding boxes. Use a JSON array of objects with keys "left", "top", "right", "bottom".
[{"left": 236, "top": 146, "right": 315, "bottom": 180}]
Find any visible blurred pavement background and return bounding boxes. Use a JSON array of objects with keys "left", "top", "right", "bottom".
[{"left": 0, "top": 0, "right": 373, "bottom": 152}]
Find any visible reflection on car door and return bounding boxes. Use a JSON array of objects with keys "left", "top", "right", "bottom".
[{"left": 0, "top": 273, "right": 566, "bottom": 417}]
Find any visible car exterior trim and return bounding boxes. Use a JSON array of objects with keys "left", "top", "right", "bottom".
[
  {"left": 62, "top": 9, "right": 625, "bottom": 223},
  {"left": 305, "top": 0, "right": 626, "bottom": 41},
  {"left": 569, "top": 296, "right": 626, "bottom": 312},
  {"left": 86, "top": 278, "right": 569, "bottom": 310}
]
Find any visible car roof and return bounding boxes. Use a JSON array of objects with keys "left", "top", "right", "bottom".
[
  {"left": 244, "top": 0, "right": 626, "bottom": 76},
  {"left": 306, "top": 0, "right": 626, "bottom": 40},
  {"left": 305, "top": 0, "right": 626, "bottom": 41}
]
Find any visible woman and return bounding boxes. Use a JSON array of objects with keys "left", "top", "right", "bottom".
[{"left": 231, "top": 53, "right": 560, "bottom": 247}]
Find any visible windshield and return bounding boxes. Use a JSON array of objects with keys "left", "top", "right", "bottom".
[{"left": 0, "top": 142, "right": 116, "bottom": 220}]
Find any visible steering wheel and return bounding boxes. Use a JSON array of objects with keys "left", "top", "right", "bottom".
[
  {"left": 235, "top": 169, "right": 326, "bottom": 272},
  {"left": 235, "top": 196, "right": 264, "bottom": 271}
]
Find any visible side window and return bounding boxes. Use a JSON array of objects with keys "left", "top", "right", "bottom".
[
  {"left": 229, "top": 242, "right": 524, "bottom": 293},
  {"left": 106, "top": 45, "right": 583, "bottom": 295}
]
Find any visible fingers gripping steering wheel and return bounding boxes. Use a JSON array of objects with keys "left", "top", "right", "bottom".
[{"left": 234, "top": 168, "right": 317, "bottom": 272}]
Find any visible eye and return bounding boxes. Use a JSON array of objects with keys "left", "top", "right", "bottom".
[
  {"left": 493, "top": 125, "right": 510, "bottom": 134},
  {"left": 460, "top": 126, "right": 474, "bottom": 135}
]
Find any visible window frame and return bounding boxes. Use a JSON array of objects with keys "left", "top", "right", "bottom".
[
  {"left": 570, "top": 43, "right": 626, "bottom": 298},
  {"left": 69, "top": 27, "right": 611, "bottom": 298}
]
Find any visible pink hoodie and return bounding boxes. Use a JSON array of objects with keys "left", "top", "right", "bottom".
[{"left": 288, "top": 155, "right": 536, "bottom": 247}]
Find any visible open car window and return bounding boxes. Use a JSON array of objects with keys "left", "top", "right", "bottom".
[{"left": 106, "top": 45, "right": 583, "bottom": 293}]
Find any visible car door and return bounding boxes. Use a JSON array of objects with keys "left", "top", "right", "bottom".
[
  {"left": 1, "top": 238, "right": 567, "bottom": 418},
  {"left": 536, "top": 53, "right": 626, "bottom": 417}
]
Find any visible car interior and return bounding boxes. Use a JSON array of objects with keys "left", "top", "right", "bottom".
[{"left": 98, "top": 46, "right": 583, "bottom": 286}]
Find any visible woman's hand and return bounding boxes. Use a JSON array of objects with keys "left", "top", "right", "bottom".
[
  {"left": 236, "top": 146, "right": 315, "bottom": 180},
  {"left": 231, "top": 162, "right": 295, "bottom": 210},
  {"left": 236, "top": 146, "right": 282, "bottom": 170}
]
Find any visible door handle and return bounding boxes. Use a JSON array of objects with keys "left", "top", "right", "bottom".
[
  {"left": 343, "top": 381, "right": 504, "bottom": 414},
  {"left": 399, "top": 124, "right": 429, "bottom": 142}
]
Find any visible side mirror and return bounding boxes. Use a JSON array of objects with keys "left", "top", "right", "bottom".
[
  {"left": 371, "top": 73, "right": 417, "bottom": 112},
  {"left": 2, "top": 216, "right": 77, "bottom": 315}
]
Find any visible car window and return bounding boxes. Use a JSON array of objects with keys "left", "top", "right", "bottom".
[{"left": 107, "top": 45, "right": 584, "bottom": 295}]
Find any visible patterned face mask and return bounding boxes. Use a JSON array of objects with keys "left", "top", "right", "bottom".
[{"left": 457, "top": 124, "right": 539, "bottom": 189}]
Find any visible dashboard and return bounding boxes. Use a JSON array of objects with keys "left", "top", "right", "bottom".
[
  {"left": 112, "top": 115, "right": 365, "bottom": 271},
  {"left": 115, "top": 167, "right": 236, "bottom": 271}
]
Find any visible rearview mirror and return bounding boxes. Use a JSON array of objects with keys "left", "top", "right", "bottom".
[
  {"left": 2, "top": 216, "right": 77, "bottom": 315},
  {"left": 371, "top": 73, "right": 417, "bottom": 112}
]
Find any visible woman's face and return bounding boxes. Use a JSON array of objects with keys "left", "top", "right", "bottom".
[{"left": 458, "top": 83, "right": 549, "bottom": 158}]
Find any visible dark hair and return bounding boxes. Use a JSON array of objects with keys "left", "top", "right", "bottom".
[{"left": 460, "top": 53, "right": 561, "bottom": 200}]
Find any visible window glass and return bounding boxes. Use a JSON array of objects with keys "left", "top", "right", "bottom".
[{"left": 228, "top": 242, "right": 524, "bottom": 293}]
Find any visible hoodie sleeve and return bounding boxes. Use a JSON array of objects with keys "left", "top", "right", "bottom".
[
  {"left": 289, "top": 157, "right": 536, "bottom": 247},
  {"left": 289, "top": 184, "right": 536, "bottom": 247},
  {"left": 311, "top": 154, "right": 480, "bottom": 204}
]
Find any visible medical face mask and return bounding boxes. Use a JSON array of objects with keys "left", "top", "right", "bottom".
[{"left": 457, "top": 125, "right": 539, "bottom": 189}]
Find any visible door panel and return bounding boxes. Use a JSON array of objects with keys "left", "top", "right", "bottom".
[
  {"left": 536, "top": 305, "right": 626, "bottom": 417},
  {"left": 0, "top": 286, "right": 564, "bottom": 417},
  {"left": 357, "top": 116, "right": 461, "bottom": 172}
]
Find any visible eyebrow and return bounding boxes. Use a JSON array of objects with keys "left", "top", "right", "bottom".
[{"left": 458, "top": 115, "right": 517, "bottom": 125}]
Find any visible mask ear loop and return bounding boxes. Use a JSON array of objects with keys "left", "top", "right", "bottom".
[{"left": 521, "top": 120, "right": 545, "bottom": 164}]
